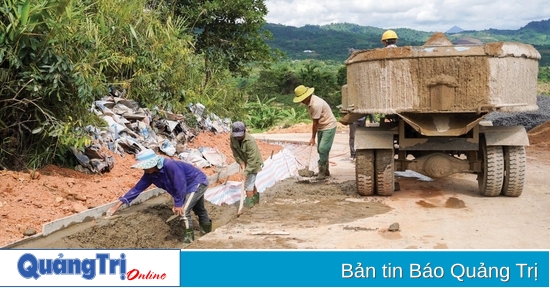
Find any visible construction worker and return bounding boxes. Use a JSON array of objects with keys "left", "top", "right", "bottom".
[
  {"left": 106, "top": 148, "right": 212, "bottom": 244},
  {"left": 230, "top": 121, "right": 263, "bottom": 208},
  {"left": 293, "top": 85, "right": 337, "bottom": 180},
  {"left": 382, "top": 30, "right": 398, "bottom": 47},
  {"left": 380, "top": 29, "right": 400, "bottom": 123}
]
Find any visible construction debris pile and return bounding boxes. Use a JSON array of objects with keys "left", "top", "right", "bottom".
[{"left": 72, "top": 87, "right": 231, "bottom": 174}]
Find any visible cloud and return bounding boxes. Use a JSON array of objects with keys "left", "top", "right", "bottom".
[{"left": 265, "top": 0, "right": 550, "bottom": 32}]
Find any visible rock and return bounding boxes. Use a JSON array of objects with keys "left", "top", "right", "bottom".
[
  {"left": 72, "top": 203, "right": 88, "bottom": 213},
  {"left": 61, "top": 188, "right": 75, "bottom": 199},
  {"left": 8, "top": 172, "right": 18, "bottom": 180},
  {"left": 55, "top": 196, "right": 64, "bottom": 203},
  {"left": 67, "top": 178, "right": 75, "bottom": 187},
  {"left": 30, "top": 171, "right": 41, "bottom": 180},
  {"left": 388, "top": 222, "right": 400, "bottom": 232},
  {"left": 23, "top": 228, "right": 37, "bottom": 236},
  {"left": 176, "top": 143, "right": 186, "bottom": 154},
  {"left": 75, "top": 165, "right": 90, "bottom": 174}
]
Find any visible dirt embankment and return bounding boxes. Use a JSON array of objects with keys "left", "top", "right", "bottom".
[
  {"left": 0, "top": 131, "right": 282, "bottom": 247},
  {"left": 527, "top": 119, "right": 550, "bottom": 148}
]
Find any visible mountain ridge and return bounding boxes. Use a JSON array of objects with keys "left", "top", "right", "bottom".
[
  {"left": 264, "top": 19, "right": 550, "bottom": 65},
  {"left": 446, "top": 26, "right": 464, "bottom": 34}
]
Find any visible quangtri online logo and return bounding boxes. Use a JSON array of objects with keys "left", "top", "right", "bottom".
[
  {"left": 3, "top": 249, "right": 180, "bottom": 287},
  {"left": 17, "top": 252, "right": 167, "bottom": 281}
]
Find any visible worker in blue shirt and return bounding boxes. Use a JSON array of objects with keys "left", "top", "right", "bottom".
[{"left": 106, "top": 148, "right": 212, "bottom": 244}]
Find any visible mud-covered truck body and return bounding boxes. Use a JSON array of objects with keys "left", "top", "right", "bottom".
[{"left": 340, "top": 32, "right": 541, "bottom": 197}]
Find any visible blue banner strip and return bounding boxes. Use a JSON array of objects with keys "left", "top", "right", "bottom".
[{"left": 180, "top": 250, "right": 548, "bottom": 287}]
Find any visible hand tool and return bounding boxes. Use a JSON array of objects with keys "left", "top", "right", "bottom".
[
  {"left": 237, "top": 181, "right": 245, "bottom": 216},
  {"left": 166, "top": 214, "right": 180, "bottom": 223}
]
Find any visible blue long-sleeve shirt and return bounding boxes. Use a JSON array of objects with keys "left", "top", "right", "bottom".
[{"left": 119, "top": 158, "right": 208, "bottom": 207}]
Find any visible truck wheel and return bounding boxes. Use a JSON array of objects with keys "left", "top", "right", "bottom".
[
  {"left": 478, "top": 141, "right": 504, "bottom": 196},
  {"left": 501, "top": 146, "right": 526, "bottom": 197},
  {"left": 375, "top": 149, "right": 394, "bottom": 196},
  {"left": 356, "top": 149, "right": 374, "bottom": 196}
]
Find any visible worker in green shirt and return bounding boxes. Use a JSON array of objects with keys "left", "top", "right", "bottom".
[{"left": 230, "top": 121, "right": 263, "bottom": 208}]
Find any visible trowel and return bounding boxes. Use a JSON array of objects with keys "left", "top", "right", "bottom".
[
  {"left": 166, "top": 214, "right": 181, "bottom": 223},
  {"left": 102, "top": 214, "right": 122, "bottom": 220}
]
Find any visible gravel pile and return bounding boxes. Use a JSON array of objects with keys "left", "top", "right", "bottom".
[{"left": 484, "top": 95, "right": 550, "bottom": 131}]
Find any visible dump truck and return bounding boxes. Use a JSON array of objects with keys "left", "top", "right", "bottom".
[{"left": 340, "top": 32, "right": 541, "bottom": 197}]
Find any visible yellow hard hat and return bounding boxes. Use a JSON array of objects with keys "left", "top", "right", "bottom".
[{"left": 381, "top": 30, "right": 398, "bottom": 41}]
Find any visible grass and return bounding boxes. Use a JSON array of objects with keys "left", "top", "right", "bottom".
[{"left": 538, "top": 82, "right": 550, "bottom": 95}]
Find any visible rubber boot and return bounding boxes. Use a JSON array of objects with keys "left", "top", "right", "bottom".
[
  {"left": 245, "top": 197, "right": 255, "bottom": 208},
  {"left": 325, "top": 165, "right": 331, "bottom": 177},
  {"left": 316, "top": 164, "right": 327, "bottom": 180},
  {"left": 183, "top": 228, "right": 195, "bottom": 244},
  {"left": 253, "top": 186, "right": 259, "bottom": 204},
  {"left": 200, "top": 220, "right": 212, "bottom": 234}
]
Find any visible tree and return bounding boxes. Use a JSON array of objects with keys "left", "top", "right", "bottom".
[
  {"left": 0, "top": 0, "right": 204, "bottom": 170},
  {"left": 172, "top": 0, "right": 276, "bottom": 84}
]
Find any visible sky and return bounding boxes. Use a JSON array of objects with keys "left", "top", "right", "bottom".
[{"left": 265, "top": 0, "right": 550, "bottom": 32}]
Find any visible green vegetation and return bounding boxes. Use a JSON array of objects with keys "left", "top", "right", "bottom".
[
  {"left": 539, "top": 67, "right": 550, "bottom": 95},
  {"left": 246, "top": 60, "right": 344, "bottom": 119},
  {"left": 0, "top": 0, "right": 266, "bottom": 170},
  {"left": 170, "top": 0, "right": 278, "bottom": 83},
  {"left": 1, "top": 0, "right": 548, "bottom": 171},
  {"left": 243, "top": 96, "right": 310, "bottom": 131}
]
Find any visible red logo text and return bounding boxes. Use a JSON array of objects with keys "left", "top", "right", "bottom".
[{"left": 126, "top": 269, "right": 167, "bottom": 280}]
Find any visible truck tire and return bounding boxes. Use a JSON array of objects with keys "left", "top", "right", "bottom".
[
  {"left": 501, "top": 146, "right": 526, "bottom": 197},
  {"left": 478, "top": 141, "right": 504, "bottom": 197},
  {"left": 356, "top": 149, "right": 374, "bottom": 196},
  {"left": 375, "top": 149, "right": 394, "bottom": 196}
]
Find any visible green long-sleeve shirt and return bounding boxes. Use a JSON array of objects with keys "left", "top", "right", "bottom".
[{"left": 230, "top": 133, "right": 263, "bottom": 176}]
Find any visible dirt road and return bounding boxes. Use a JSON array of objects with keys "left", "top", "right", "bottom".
[
  {"left": 9, "top": 129, "right": 550, "bottom": 249},
  {"left": 190, "top": 133, "right": 550, "bottom": 249}
]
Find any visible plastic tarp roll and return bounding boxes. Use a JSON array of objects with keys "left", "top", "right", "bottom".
[{"left": 204, "top": 148, "right": 298, "bottom": 206}]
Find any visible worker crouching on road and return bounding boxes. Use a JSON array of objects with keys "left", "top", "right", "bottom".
[
  {"left": 293, "top": 85, "right": 337, "bottom": 180},
  {"left": 230, "top": 121, "right": 263, "bottom": 208},
  {"left": 106, "top": 148, "right": 212, "bottom": 244}
]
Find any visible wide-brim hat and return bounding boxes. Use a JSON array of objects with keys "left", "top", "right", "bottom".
[
  {"left": 131, "top": 148, "right": 163, "bottom": 169},
  {"left": 293, "top": 85, "right": 314, "bottom": 103}
]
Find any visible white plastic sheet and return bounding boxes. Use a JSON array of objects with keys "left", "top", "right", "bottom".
[{"left": 204, "top": 148, "right": 299, "bottom": 205}]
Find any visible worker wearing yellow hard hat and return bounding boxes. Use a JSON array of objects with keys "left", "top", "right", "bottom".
[{"left": 381, "top": 30, "right": 398, "bottom": 48}]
